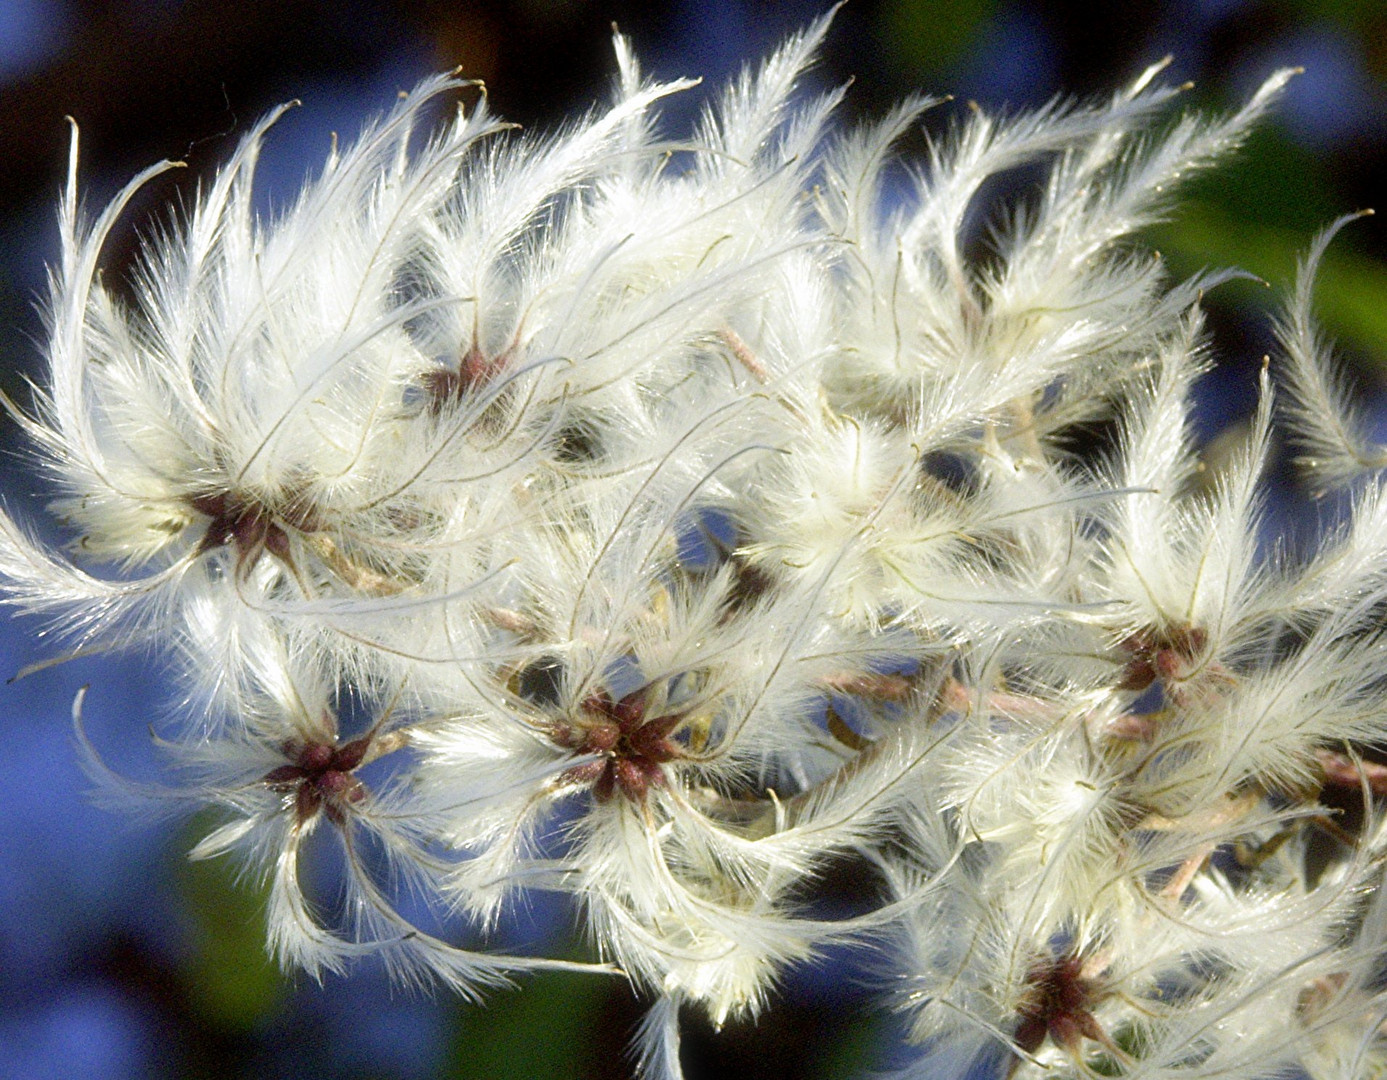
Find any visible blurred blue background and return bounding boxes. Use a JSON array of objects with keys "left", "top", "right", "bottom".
[{"left": 0, "top": 1, "right": 1382, "bottom": 1077}]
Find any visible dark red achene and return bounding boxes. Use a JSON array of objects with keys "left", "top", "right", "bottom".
[
  {"left": 263, "top": 735, "right": 372, "bottom": 827},
  {"left": 421, "top": 343, "right": 510, "bottom": 410},
  {"left": 189, "top": 489, "right": 320, "bottom": 578},
  {"left": 552, "top": 689, "right": 684, "bottom": 803},
  {"left": 1013, "top": 954, "right": 1110, "bottom": 1063},
  {"left": 1117, "top": 624, "right": 1208, "bottom": 691}
]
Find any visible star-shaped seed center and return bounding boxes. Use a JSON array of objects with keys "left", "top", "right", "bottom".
[
  {"left": 1013, "top": 954, "right": 1117, "bottom": 1069},
  {"left": 262, "top": 735, "right": 372, "bottom": 826},
  {"left": 190, "top": 489, "right": 321, "bottom": 579},
  {"left": 553, "top": 689, "right": 684, "bottom": 803}
]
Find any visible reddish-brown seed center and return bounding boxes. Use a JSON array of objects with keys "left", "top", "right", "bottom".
[
  {"left": 262, "top": 735, "right": 372, "bottom": 826},
  {"left": 1117, "top": 623, "right": 1208, "bottom": 691},
  {"left": 189, "top": 489, "right": 320, "bottom": 578},
  {"left": 422, "top": 344, "right": 510, "bottom": 411},
  {"left": 1013, "top": 954, "right": 1108, "bottom": 1059},
  {"left": 552, "top": 689, "right": 683, "bottom": 803}
]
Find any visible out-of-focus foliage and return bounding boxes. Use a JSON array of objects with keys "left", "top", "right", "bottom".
[
  {"left": 878, "top": 0, "right": 996, "bottom": 75},
  {"left": 1154, "top": 128, "right": 1387, "bottom": 371},
  {"left": 448, "top": 973, "right": 609, "bottom": 1080},
  {"left": 177, "top": 817, "right": 285, "bottom": 1033}
]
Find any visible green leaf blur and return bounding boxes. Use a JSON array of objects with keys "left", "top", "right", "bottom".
[{"left": 176, "top": 815, "right": 286, "bottom": 1033}]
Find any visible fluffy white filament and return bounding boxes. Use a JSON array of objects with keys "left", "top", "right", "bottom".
[{"left": 4, "top": 13, "right": 1386, "bottom": 1080}]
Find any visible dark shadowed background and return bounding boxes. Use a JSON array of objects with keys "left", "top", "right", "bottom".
[{"left": 0, "top": 2, "right": 1383, "bottom": 1077}]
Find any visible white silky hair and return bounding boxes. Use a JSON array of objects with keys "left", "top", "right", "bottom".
[{"left": 5, "top": 11, "right": 1387, "bottom": 1080}]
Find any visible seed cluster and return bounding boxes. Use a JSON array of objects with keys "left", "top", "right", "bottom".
[{"left": 3, "top": 16, "right": 1386, "bottom": 1080}]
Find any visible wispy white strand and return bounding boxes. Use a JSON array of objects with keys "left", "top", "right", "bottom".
[{"left": 3, "top": 15, "right": 1386, "bottom": 1079}]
